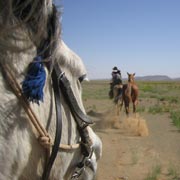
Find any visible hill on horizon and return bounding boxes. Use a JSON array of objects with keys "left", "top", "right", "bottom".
[
  {"left": 134, "top": 75, "right": 172, "bottom": 81},
  {"left": 92, "top": 75, "right": 180, "bottom": 81},
  {"left": 132, "top": 75, "right": 180, "bottom": 81}
]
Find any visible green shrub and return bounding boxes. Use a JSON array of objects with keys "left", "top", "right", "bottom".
[
  {"left": 140, "top": 85, "right": 155, "bottom": 92},
  {"left": 148, "top": 104, "right": 170, "bottom": 114},
  {"left": 168, "top": 97, "right": 179, "bottom": 104},
  {"left": 148, "top": 105, "right": 163, "bottom": 114},
  {"left": 167, "top": 164, "right": 179, "bottom": 179},
  {"left": 170, "top": 111, "right": 180, "bottom": 129},
  {"left": 144, "top": 164, "right": 161, "bottom": 180},
  {"left": 137, "top": 106, "right": 146, "bottom": 112}
]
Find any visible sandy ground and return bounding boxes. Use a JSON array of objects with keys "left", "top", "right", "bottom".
[{"left": 87, "top": 105, "right": 180, "bottom": 180}]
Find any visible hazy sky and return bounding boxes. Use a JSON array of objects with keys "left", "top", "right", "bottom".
[{"left": 55, "top": 0, "right": 180, "bottom": 79}]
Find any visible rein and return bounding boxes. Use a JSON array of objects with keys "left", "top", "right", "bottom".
[
  {"left": 41, "top": 65, "right": 63, "bottom": 180},
  {"left": 0, "top": 63, "right": 80, "bottom": 149},
  {"left": 1, "top": 62, "right": 93, "bottom": 179}
]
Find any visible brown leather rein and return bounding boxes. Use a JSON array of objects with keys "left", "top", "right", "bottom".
[{"left": 0, "top": 63, "right": 93, "bottom": 180}]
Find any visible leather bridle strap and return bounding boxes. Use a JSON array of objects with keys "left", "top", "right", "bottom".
[
  {"left": 43, "top": 63, "right": 93, "bottom": 179},
  {"left": 42, "top": 68, "right": 62, "bottom": 180},
  {"left": 53, "top": 64, "right": 93, "bottom": 128},
  {"left": 52, "top": 64, "right": 95, "bottom": 179},
  {"left": 53, "top": 63, "right": 93, "bottom": 154}
]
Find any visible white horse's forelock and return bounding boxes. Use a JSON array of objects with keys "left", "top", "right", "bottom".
[{"left": 57, "top": 41, "right": 87, "bottom": 78}]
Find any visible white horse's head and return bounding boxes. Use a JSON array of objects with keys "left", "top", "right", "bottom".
[{"left": 0, "top": 1, "right": 102, "bottom": 180}]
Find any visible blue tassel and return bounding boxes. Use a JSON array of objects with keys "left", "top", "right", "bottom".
[{"left": 22, "top": 56, "right": 46, "bottom": 104}]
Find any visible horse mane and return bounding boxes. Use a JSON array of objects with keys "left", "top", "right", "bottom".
[
  {"left": 0, "top": 1, "right": 86, "bottom": 79},
  {"left": 0, "top": 0, "right": 52, "bottom": 35},
  {"left": 0, "top": 0, "right": 61, "bottom": 68},
  {"left": 0, "top": 0, "right": 61, "bottom": 74}
]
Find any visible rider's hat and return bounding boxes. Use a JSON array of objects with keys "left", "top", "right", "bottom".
[{"left": 112, "top": 66, "right": 119, "bottom": 73}]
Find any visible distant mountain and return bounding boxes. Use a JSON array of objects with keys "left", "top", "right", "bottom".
[
  {"left": 173, "top": 77, "right": 180, "bottom": 81},
  {"left": 122, "top": 75, "right": 180, "bottom": 81},
  {"left": 135, "top": 75, "right": 172, "bottom": 81},
  {"left": 93, "top": 75, "right": 180, "bottom": 81}
]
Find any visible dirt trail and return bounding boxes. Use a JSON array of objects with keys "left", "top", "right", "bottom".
[{"left": 89, "top": 110, "right": 180, "bottom": 180}]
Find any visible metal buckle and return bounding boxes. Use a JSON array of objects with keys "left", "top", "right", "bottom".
[{"left": 71, "top": 146, "right": 94, "bottom": 179}]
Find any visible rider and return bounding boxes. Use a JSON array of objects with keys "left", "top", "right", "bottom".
[{"left": 109, "top": 66, "right": 123, "bottom": 102}]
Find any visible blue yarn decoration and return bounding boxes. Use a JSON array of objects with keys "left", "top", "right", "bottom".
[{"left": 22, "top": 56, "right": 46, "bottom": 104}]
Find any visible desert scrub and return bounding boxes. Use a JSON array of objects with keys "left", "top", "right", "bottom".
[
  {"left": 156, "top": 96, "right": 179, "bottom": 104},
  {"left": 144, "top": 164, "right": 161, "bottom": 180},
  {"left": 82, "top": 80, "right": 109, "bottom": 100},
  {"left": 170, "top": 111, "right": 180, "bottom": 129},
  {"left": 167, "top": 96, "right": 179, "bottom": 104},
  {"left": 140, "top": 84, "right": 155, "bottom": 93},
  {"left": 167, "top": 163, "right": 179, "bottom": 179},
  {"left": 137, "top": 106, "right": 146, "bottom": 113},
  {"left": 148, "top": 104, "right": 170, "bottom": 114}
]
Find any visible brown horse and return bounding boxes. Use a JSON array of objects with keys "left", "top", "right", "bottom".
[{"left": 122, "top": 73, "right": 139, "bottom": 115}]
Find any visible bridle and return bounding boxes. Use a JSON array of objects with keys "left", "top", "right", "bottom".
[
  {"left": 0, "top": 61, "right": 94, "bottom": 180},
  {"left": 0, "top": 2, "right": 94, "bottom": 180},
  {"left": 44, "top": 63, "right": 94, "bottom": 180},
  {"left": 43, "top": 61, "right": 94, "bottom": 179}
]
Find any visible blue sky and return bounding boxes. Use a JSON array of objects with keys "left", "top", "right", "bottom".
[{"left": 55, "top": 0, "right": 180, "bottom": 79}]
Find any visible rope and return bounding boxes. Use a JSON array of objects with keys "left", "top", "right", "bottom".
[{"left": 1, "top": 63, "right": 80, "bottom": 151}]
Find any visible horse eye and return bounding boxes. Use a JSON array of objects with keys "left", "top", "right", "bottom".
[{"left": 78, "top": 74, "right": 87, "bottom": 83}]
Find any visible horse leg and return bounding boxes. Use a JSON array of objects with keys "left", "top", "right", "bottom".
[
  {"left": 125, "top": 101, "right": 129, "bottom": 116},
  {"left": 133, "top": 99, "right": 138, "bottom": 113},
  {"left": 116, "top": 97, "right": 123, "bottom": 116},
  {"left": 126, "top": 107, "right": 129, "bottom": 116},
  {"left": 115, "top": 104, "right": 119, "bottom": 116},
  {"left": 119, "top": 99, "right": 123, "bottom": 111},
  {"left": 133, "top": 103, "right": 136, "bottom": 113}
]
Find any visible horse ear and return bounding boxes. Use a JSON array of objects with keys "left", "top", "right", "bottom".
[
  {"left": 133, "top": 73, "right": 136, "bottom": 76},
  {"left": 127, "top": 72, "right": 129, "bottom": 76}
]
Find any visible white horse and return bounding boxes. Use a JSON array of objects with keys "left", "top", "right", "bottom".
[{"left": 0, "top": 1, "right": 102, "bottom": 180}]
